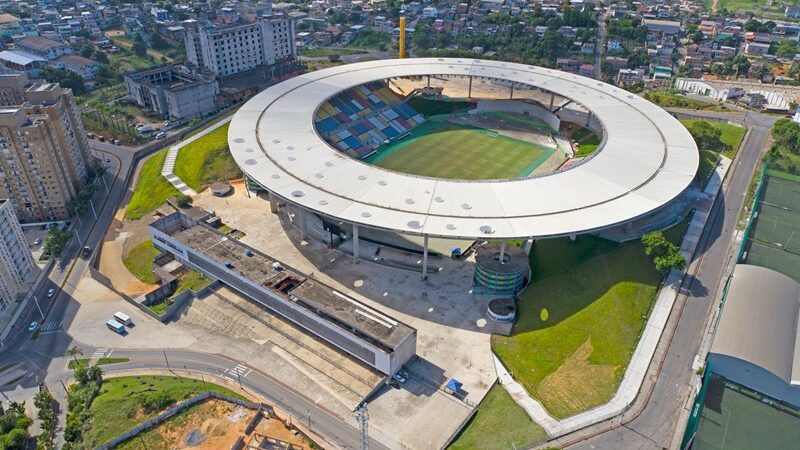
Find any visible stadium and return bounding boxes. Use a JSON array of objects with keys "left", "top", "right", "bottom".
[{"left": 228, "top": 58, "right": 699, "bottom": 281}]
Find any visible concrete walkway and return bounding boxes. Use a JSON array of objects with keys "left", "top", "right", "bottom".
[
  {"left": 161, "top": 115, "right": 234, "bottom": 196},
  {"left": 497, "top": 156, "right": 732, "bottom": 438}
]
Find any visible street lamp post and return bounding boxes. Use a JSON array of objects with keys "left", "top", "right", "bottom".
[{"left": 89, "top": 201, "right": 97, "bottom": 220}]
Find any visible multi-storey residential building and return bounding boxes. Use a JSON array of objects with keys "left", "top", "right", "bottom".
[
  {"left": 0, "top": 72, "right": 92, "bottom": 223},
  {"left": 15, "top": 36, "right": 74, "bottom": 60},
  {"left": 0, "top": 199, "right": 35, "bottom": 310},
  {"left": 184, "top": 14, "right": 296, "bottom": 77}
]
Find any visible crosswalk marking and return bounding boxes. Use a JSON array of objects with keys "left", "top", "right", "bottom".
[
  {"left": 39, "top": 321, "right": 62, "bottom": 333},
  {"left": 225, "top": 363, "right": 252, "bottom": 379},
  {"left": 92, "top": 348, "right": 109, "bottom": 359}
]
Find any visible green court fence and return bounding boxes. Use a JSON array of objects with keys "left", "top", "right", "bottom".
[
  {"left": 737, "top": 162, "right": 769, "bottom": 262},
  {"left": 680, "top": 360, "right": 713, "bottom": 449}
]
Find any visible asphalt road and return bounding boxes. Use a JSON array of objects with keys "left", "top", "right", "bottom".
[
  {"left": 97, "top": 349, "right": 389, "bottom": 450},
  {"left": 568, "top": 111, "right": 776, "bottom": 450},
  {"left": 0, "top": 135, "right": 374, "bottom": 449}
]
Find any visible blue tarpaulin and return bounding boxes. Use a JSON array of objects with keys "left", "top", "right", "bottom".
[{"left": 445, "top": 378, "right": 462, "bottom": 394}]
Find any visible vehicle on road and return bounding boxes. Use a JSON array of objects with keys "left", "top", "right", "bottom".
[
  {"left": 392, "top": 372, "right": 407, "bottom": 384},
  {"left": 98, "top": 136, "right": 105, "bottom": 142},
  {"left": 33, "top": 238, "right": 41, "bottom": 245},
  {"left": 28, "top": 321, "right": 38, "bottom": 332},
  {"left": 46, "top": 288, "right": 54, "bottom": 298},
  {"left": 113, "top": 311, "right": 132, "bottom": 326},
  {"left": 106, "top": 319, "right": 125, "bottom": 335},
  {"left": 155, "top": 131, "right": 166, "bottom": 140},
  {"left": 82, "top": 246, "right": 92, "bottom": 258},
  {"left": 105, "top": 158, "right": 111, "bottom": 163}
]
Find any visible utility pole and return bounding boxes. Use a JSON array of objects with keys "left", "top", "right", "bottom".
[{"left": 356, "top": 403, "right": 369, "bottom": 450}]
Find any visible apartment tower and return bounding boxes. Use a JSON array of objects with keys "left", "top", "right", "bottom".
[
  {"left": 0, "top": 72, "right": 92, "bottom": 222},
  {"left": 0, "top": 199, "right": 35, "bottom": 309}
]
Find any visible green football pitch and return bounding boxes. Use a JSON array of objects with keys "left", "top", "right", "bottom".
[
  {"left": 692, "top": 377, "right": 800, "bottom": 450},
  {"left": 365, "top": 120, "right": 555, "bottom": 180}
]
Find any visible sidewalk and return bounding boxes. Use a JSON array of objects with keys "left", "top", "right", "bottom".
[
  {"left": 497, "top": 156, "right": 732, "bottom": 438},
  {"left": 161, "top": 115, "right": 234, "bottom": 196}
]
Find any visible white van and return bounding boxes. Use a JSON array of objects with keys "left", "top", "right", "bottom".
[{"left": 113, "top": 311, "right": 132, "bottom": 326}]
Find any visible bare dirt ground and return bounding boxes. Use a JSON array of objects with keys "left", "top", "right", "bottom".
[
  {"left": 98, "top": 208, "right": 158, "bottom": 297},
  {"left": 127, "top": 398, "right": 311, "bottom": 450}
]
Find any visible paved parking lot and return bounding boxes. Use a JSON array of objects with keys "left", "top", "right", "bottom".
[{"left": 192, "top": 181, "right": 499, "bottom": 450}]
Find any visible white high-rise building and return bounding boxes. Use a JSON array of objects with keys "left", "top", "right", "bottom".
[
  {"left": 184, "top": 14, "right": 296, "bottom": 77},
  {"left": 0, "top": 199, "right": 35, "bottom": 310}
]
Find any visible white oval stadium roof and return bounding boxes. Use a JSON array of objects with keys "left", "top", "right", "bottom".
[{"left": 229, "top": 58, "right": 698, "bottom": 239}]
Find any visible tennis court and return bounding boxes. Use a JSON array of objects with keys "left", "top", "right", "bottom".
[
  {"left": 692, "top": 377, "right": 800, "bottom": 450},
  {"left": 743, "top": 173, "right": 800, "bottom": 282}
]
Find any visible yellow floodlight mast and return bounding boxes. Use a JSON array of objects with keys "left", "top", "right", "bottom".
[{"left": 399, "top": 16, "right": 406, "bottom": 58}]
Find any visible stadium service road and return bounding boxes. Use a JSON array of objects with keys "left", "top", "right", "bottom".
[{"left": 229, "top": 58, "right": 699, "bottom": 240}]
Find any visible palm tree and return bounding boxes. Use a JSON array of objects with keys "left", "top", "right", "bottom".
[
  {"left": 86, "top": 366, "right": 103, "bottom": 384},
  {"left": 65, "top": 346, "right": 83, "bottom": 366}
]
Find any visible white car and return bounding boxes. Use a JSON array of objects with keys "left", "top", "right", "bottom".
[
  {"left": 33, "top": 238, "right": 41, "bottom": 245},
  {"left": 47, "top": 288, "right": 55, "bottom": 298},
  {"left": 28, "top": 321, "right": 38, "bottom": 332}
]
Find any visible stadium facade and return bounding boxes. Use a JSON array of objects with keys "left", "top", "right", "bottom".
[{"left": 229, "top": 58, "right": 699, "bottom": 277}]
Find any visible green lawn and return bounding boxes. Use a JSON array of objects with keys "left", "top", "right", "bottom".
[
  {"left": 174, "top": 123, "right": 241, "bottom": 191},
  {"left": 680, "top": 119, "right": 745, "bottom": 159},
  {"left": 81, "top": 376, "right": 246, "bottom": 448},
  {"left": 571, "top": 127, "right": 601, "bottom": 158},
  {"left": 68, "top": 358, "right": 130, "bottom": 369},
  {"left": 698, "top": 150, "right": 722, "bottom": 187},
  {"left": 643, "top": 90, "right": 729, "bottom": 112},
  {"left": 448, "top": 384, "right": 548, "bottom": 450},
  {"left": 716, "top": 0, "right": 789, "bottom": 15},
  {"left": 172, "top": 270, "right": 211, "bottom": 298},
  {"left": 492, "top": 224, "right": 686, "bottom": 419},
  {"left": 148, "top": 270, "right": 211, "bottom": 316},
  {"left": 123, "top": 240, "right": 160, "bottom": 283},
  {"left": 366, "top": 121, "right": 554, "bottom": 180},
  {"left": 124, "top": 150, "right": 181, "bottom": 220}
]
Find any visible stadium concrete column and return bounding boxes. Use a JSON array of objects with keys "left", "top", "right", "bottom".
[
  {"left": 468, "top": 76, "right": 473, "bottom": 98},
  {"left": 353, "top": 224, "right": 360, "bottom": 263},
  {"left": 499, "top": 240, "right": 506, "bottom": 261},
  {"left": 509, "top": 83, "right": 514, "bottom": 100},
  {"left": 523, "top": 239, "right": 533, "bottom": 255},
  {"left": 422, "top": 235, "right": 429, "bottom": 280},
  {"left": 549, "top": 92, "right": 555, "bottom": 111},
  {"left": 268, "top": 191, "right": 279, "bottom": 213},
  {"left": 299, "top": 209, "right": 308, "bottom": 240}
]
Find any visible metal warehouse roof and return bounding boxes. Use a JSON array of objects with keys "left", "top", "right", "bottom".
[
  {"left": 711, "top": 264, "right": 800, "bottom": 386},
  {"left": 229, "top": 58, "right": 699, "bottom": 239}
]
